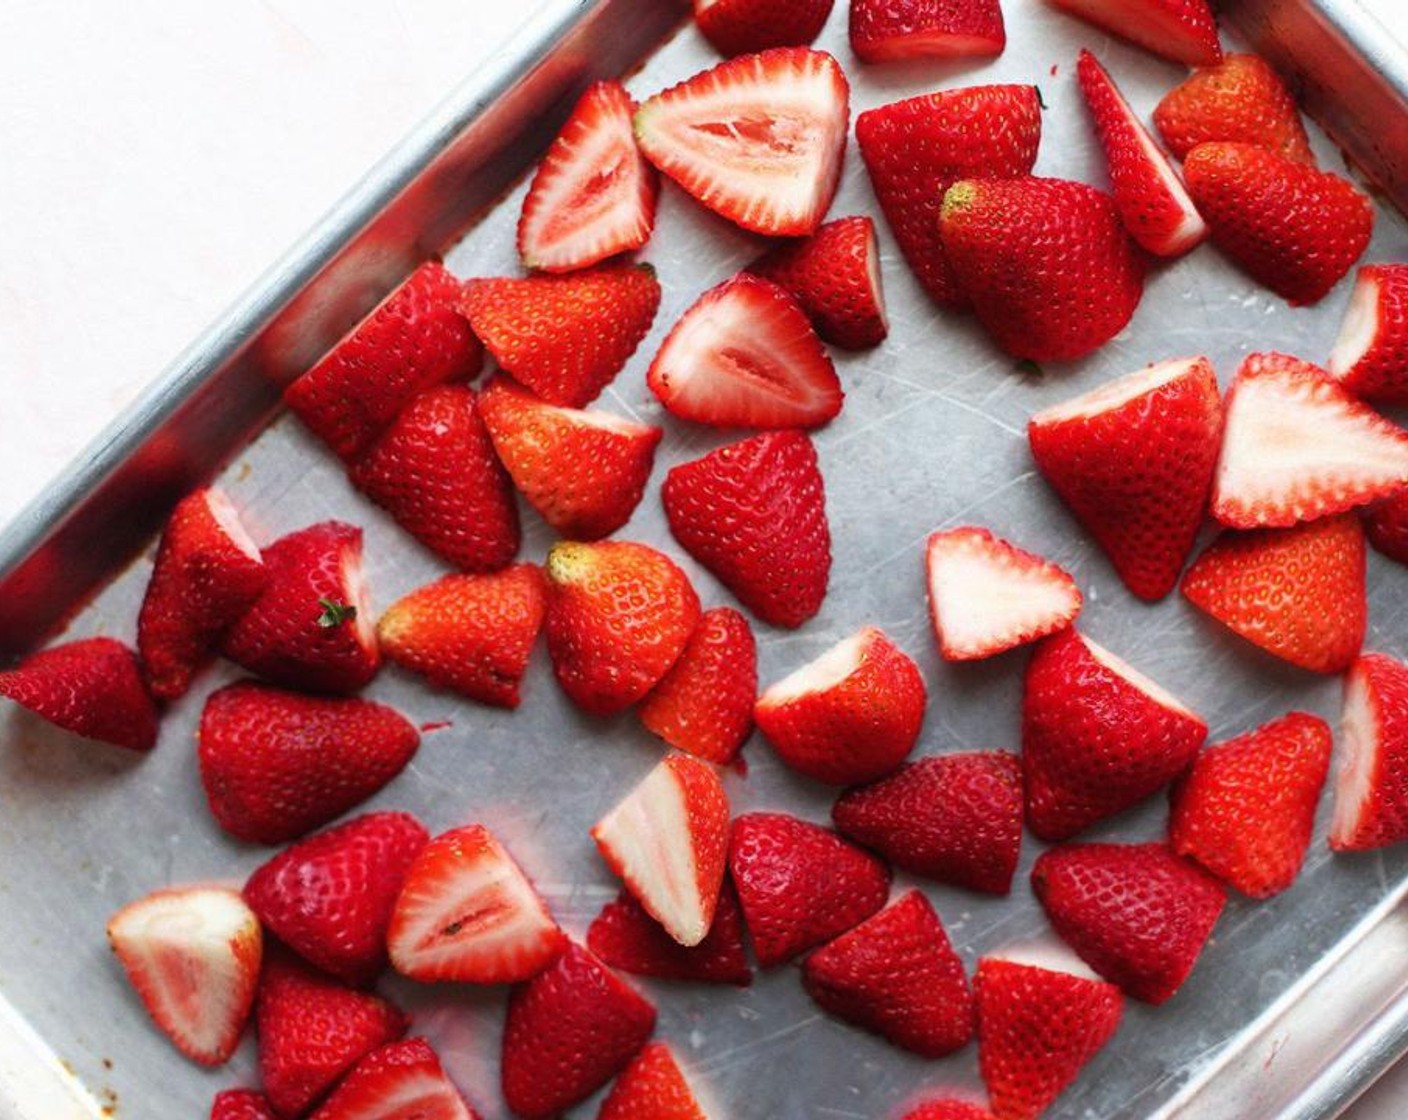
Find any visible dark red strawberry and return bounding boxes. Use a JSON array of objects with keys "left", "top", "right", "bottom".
[
  {"left": 210, "top": 1090, "right": 278, "bottom": 1120},
  {"left": 1329, "top": 264, "right": 1408, "bottom": 404},
  {"left": 694, "top": 0, "right": 835, "bottom": 56},
  {"left": 309, "top": 1038, "right": 478, "bottom": 1120},
  {"left": 0, "top": 636, "right": 158, "bottom": 751},
  {"left": 1332, "top": 653, "right": 1408, "bottom": 851},
  {"left": 850, "top": 0, "right": 1005, "bottom": 62},
  {"left": 899, "top": 1102, "right": 994, "bottom": 1120},
  {"left": 1365, "top": 490, "right": 1408, "bottom": 565},
  {"left": 599, "top": 1042, "right": 707, "bottom": 1120},
  {"left": 1047, "top": 0, "right": 1221, "bottom": 67},
  {"left": 1154, "top": 53, "right": 1314, "bottom": 165},
  {"left": 587, "top": 884, "right": 752, "bottom": 986}
]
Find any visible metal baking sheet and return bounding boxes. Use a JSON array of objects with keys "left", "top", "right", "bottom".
[{"left": 3, "top": 1, "right": 1408, "bottom": 1117}]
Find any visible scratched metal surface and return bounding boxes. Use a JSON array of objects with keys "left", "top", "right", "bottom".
[{"left": 3, "top": 4, "right": 1408, "bottom": 1118}]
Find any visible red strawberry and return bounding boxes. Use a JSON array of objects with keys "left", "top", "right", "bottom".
[
  {"left": 545, "top": 540, "right": 701, "bottom": 715},
  {"left": 211, "top": 1090, "right": 278, "bottom": 1120},
  {"left": 1365, "top": 489, "right": 1408, "bottom": 565},
  {"left": 746, "top": 215, "right": 889, "bottom": 349},
  {"left": 662, "top": 430, "right": 831, "bottom": 628},
  {"left": 1023, "top": 628, "right": 1207, "bottom": 841},
  {"left": 974, "top": 957, "right": 1123, "bottom": 1120},
  {"left": 1210, "top": 352, "right": 1408, "bottom": 529},
  {"left": 348, "top": 384, "right": 520, "bottom": 573},
  {"left": 107, "top": 887, "right": 262, "bottom": 1066},
  {"left": 900, "top": 1103, "right": 994, "bottom": 1120},
  {"left": 1046, "top": 0, "right": 1221, "bottom": 67},
  {"left": 802, "top": 890, "right": 974, "bottom": 1057},
  {"left": 1031, "top": 843, "right": 1226, "bottom": 1004},
  {"left": 1028, "top": 356, "right": 1223, "bottom": 601},
  {"left": 243, "top": 811, "right": 429, "bottom": 985},
  {"left": 599, "top": 1042, "right": 707, "bottom": 1120},
  {"left": 283, "top": 262, "right": 482, "bottom": 461},
  {"left": 478, "top": 375, "right": 661, "bottom": 540},
  {"left": 694, "top": 0, "right": 835, "bottom": 56},
  {"left": 388, "top": 823, "right": 567, "bottom": 985},
  {"left": 832, "top": 752, "right": 1023, "bottom": 894},
  {"left": 1329, "top": 264, "right": 1408, "bottom": 404},
  {"left": 1181, "top": 515, "right": 1366, "bottom": 674},
  {"left": 309, "top": 1038, "right": 478, "bottom": 1120},
  {"left": 198, "top": 681, "right": 420, "bottom": 845},
  {"left": 647, "top": 275, "right": 843, "bottom": 429},
  {"left": 587, "top": 884, "right": 753, "bottom": 986},
  {"left": 1333, "top": 654, "right": 1408, "bottom": 851},
  {"left": 1169, "top": 711, "right": 1332, "bottom": 897},
  {"left": 376, "top": 566, "right": 547, "bottom": 708},
  {"left": 1183, "top": 142, "right": 1372, "bottom": 306},
  {"left": 460, "top": 263, "right": 660, "bottom": 407},
  {"left": 850, "top": 0, "right": 1005, "bottom": 62},
  {"left": 856, "top": 85, "right": 1041, "bottom": 306},
  {"left": 1153, "top": 53, "right": 1314, "bottom": 165},
  {"left": 940, "top": 177, "right": 1145, "bottom": 362},
  {"left": 501, "top": 942, "right": 656, "bottom": 1119},
  {"left": 220, "top": 521, "right": 380, "bottom": 695},
  {"left": 0, "top": 636, "right": 157, "bottom": 751},
  {"left": 517, "top": 80, "right": 658, "bottom": 273},
  {"left": 728, "top": 812, "right": 891, "bottom": 967}
]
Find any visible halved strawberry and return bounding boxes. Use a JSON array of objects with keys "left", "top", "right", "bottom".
[
  {"left": 599, "top": 1042, "right": 708, "bottom": 1120},
  {"left": 634, "top": 47, "right": 849, "bottom": 236},
  {"left": 1331, "top": 654, "right": 1408, "bottom": 851},
  {"left": 850, "top": 0, "right": 1005, "bottom": 62},
  {"left": 1046, "top": 0, "right": 1221, "bottom": 67},
  {"left": 1365, "top": 489, "right": 1408, "bottom": 566},
  {"left": 309, "top": 1038, "right": 479, "bottom": 1120},
  {"left": 1328, "top": 264, "right": 1408, "bottom": 404},
  {"left": 695, "top": 0, "right": 835, "bottom": 56},
  {"left": 1153, "top": 53, "right": 1314, "bottom": 165},
  {"left": 107, "top": 887, "right": 262, "bottom": 1066},
  {"left": 210, "top": 1090, "right": 278, "bottom": 1120},
  {"left": 587, "top": 884, "right": 753, "bottom": 986},
  {"left": 0, "top": 636, "right": 158, "bottom": 751},
  {"left": 899, "top": 1102, "right": 994, "bottom": 1120}
]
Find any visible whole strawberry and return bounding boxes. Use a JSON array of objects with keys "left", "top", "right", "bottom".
[
  {"left": 1332, "top": 653, "right": 1408, "bottom": 851},
  {"left": 850, "top": 0, "right": 1006, "bottom": 62},
  {"left": 0, "top": 636, "right": 158, "bottom": 751},
  {"left": 1154, "top": 53, "right": 1314, "bottom": 165},
  {"left": 1364, "top": 490, "right": 1408, "bottom": 566},
  {"left": 587, "top": 885, "right": 753, "bottom": 986},
  {"left": 694, "top": 0, "right": 835, "bottom": 56},
  {"left": 1329, "top": 264, "right": 1408, "bottom": 404}
]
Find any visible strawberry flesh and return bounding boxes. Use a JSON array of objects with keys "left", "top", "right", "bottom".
[
  {"left": 308, "top": 1038, "right": 479, "bottom": 1120},
  {"left": 0, "top": 636, "right": 158, "bottom": 751},
  {"left": 1331, "top": 654, "right": 1408, "bottom": 851},
  {"left": 210, "top": 1090, "right": 279, "bottom": 1120},
  {"left": 1154, "top": 53, "right": 1314, "bottom": 165},
  {"left": 1046, "top": 0, "right": 1222, "bottom": 67},
  {"left": 1365, "top": 489, "right": 1408, "bottom": 566},
  {"left": 599, "top": 1042, "right": 707, "bottom": 1120},
  {"left": 850, "top": 0, "right": 1005, "bottom": 62},
  {"left": 695, "top": 0, "right": 835, "bottom": 57},
  {"left": 1329, "top": 264, "right": 1408, "bottom": 404},
  {"left": 587, "top": 884, "right": 753, "bottom": 986}
]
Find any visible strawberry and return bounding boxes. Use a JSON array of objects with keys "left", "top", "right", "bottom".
[
  {"left": 1023, "top": 628, "right": 1207, "bottom": 841},
  {"left": 211, "top": 1090, "right": 278, "bottom": 1120},
  {"left": 1210, "top": 352, "right": 1408, "bottom": 529},
  {"left": 517, "top": 80, "right": 658, "bottom": 273},
  {"left": 1076, "top": 50, "right": 1208, "bottom": 258},
  {"left": 755, "top": 627, "right": 925, "bottom": 785},
  {"left": 974, "top": 957, "right": 1123, "bottom": 1120},
  {"left": 587, "top": 884, "right": 753, "bottom": 986},
  {"left": 1183, "top": 142, "right": 1373, "bottom": 306},
  {"left": 728, "top": 812, "right": 891, "bottom": 967},
  {"left": 198, "top": 681, "right": 420, "bottom": 845},
  {"left": 856, "top": 85, "right": 1040, "bottom": 306},
  {"left": 694, "top": 0, "right": 835, "bottom": 56},
  {"left": 1153, "top": 53, "right": 1314, "bottom": 165},
  {"left": 638, "top": 607, "right": 757, "bottom": 764},
  {"left": 478, "top": 375, "right": 661, "bottom": 540},
  {"left": 599, "top": 1042, "right": 707, "bottom": 1120},
  {"left": 850, "top": 0, "right": 1005, "bottom": 62},
  {"left": 1028, "top": 356, "right": 1223, "bottom": 601},
  {"left": 376, "top": 566, "right": 547, "bottom": 708},
  {"left": 220, "top": 521, "right": 380, "bottom": 695},
  {"left": 1169, "top": 711, "right": 1332, "bottom": 897},
  {"left": 545, "top": 540, "right": 701, "bottom": 715},
  {"left": 348, "top": 384, "right": 520, "bottom": 573},
  {"left": 1328, "top": 264, "right": 1408, "bottom": 404},
  {"left": 900, "top": 1102, "right": 994, "bottom": 1120},
  {"left": 662, "top": 430, "right": 831, "bottom": 627},
  {"left": 243, "top": 811, "right": 429, "bottom": 985},
  {"left": 138, "top": 487, "right": 266, "bottom": 700},
  {"left": 1045, "top": 0, "right": 1221, "bottom": 67},
  {"left": 1332, "top": 654, "right": 1408, "bottom": 851},
  {"left": 0, "top": 636, "right": 157, "bottom": 751},
  {"left": 925, "top": 526, "right": 1082, "bottom": 660},
  {"left": 1181, "top": 515, "right": 1366, "bottom": 674},
  {"left": 107, "top": 887, "right": 262, "bottom": 1066},
  {"left": 646, "top": 275, "right": 843, "bottom": 429},
  {"left": 1365, "top": 489, "right": 1408, "bottom": 566},
  {"left": 832, "top": 752, "right": 1023, "bottom": 894},
  {"left": 801, "top": 890, "right": 974, "bottom": 1058},
  {"left": 940, "top": 177, "right": 1145, "bottom": 362},
  {"left": 746, "top": 215, "right": 888, "bottom": 349},
  {"left": 388, "top": 823, "right": 567, "bottom": 984},
  {"left": 501, "top": 942, "right": 656, "bottom": 1119},
  {"left": 634, "top": 47, "right": 849, "bottom": 237},
  {"left": 309, "top": 1038, "right": 478, "bottom": 1120},
  {"left": 460, "top": 263, "right": 660, "bottom": 408},
  {"left": 283, "top": 262, "right": 482, "bottom": 461}
]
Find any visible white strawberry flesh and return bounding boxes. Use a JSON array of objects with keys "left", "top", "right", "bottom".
[
  {"left": 1331, "top": 660, "right": 1379, "bottom": 845},
  {"left": 1328, "top": 268, "right": 1384, "bottom": 377}
]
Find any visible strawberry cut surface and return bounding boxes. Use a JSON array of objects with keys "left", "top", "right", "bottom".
[
  {"left": 1332, "top": 654, "right": 1408, "bottom": 851},
  {"left": 1329, "top": 264, "right": 1408, "bottom": 404}
]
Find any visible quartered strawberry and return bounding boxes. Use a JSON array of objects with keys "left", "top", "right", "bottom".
[
  {"left": 746, "top": 215, "right": 888, "bottom": 349},
  {"left": 478, "top": 375, "right": 661, "bottom": 540},
  {"left": 635, "top": 47, "right": 849, "bottom": 237},
  {"left": 1210, "top": 352, "right": 1408, "bottom": 529},
  {"left": 1181, "top": 515, "right": 1366, "bottom": 674},
  {"left": 1365, "top": 490, "right": 1408, "bottom": 566},
  {"left": 599, "top": 1042, "right": 708, "bottom": 1120},
  {"left": 545, "top": 540, "right": 700, "bottom": 716},
  {"left": 1023, "top": 628, "right": 1207, "bottom": 841},
  {"left": 1169, "top": 711, "right": 1332, "bottom": 897},
  {"left": 243, "top": 811, "right": 429, "bottom": 986},
  {"left": 107, "top": 887, "right": 262, "bottom": 1066},
  {"left": 198, "top": 681, "right": 420, "bottom": 845},
  {"left": 851, "top": 0, "right": 1005, "bottom": 61},
  {"left": 832, "top": 752, "right": 1024, "bottom": 894},
  {"left": 211, "top": 1090, "right": 278, "bottom": 1120},
  {"left": 802, "top": 891, "right": 974, "bottom": 1058},
  {"left": 309, "top": 1038, "right": 478, "bottom": 1120},
  {"left": 1183, "top": 142, "right": 1372, "bottom": 306},
  {"left": 220, "top": 521, "right": 380, "bottom": 695},
  {"left": 900, "top": 1102, "right": 995, "bottom": 1120},
  {"left": 695, "top": 0, "right": 835, "bottom": 56},
  {"left": 587, "top": 884, "right": 753, "bottom": 986},
  {"left": 1045, "top": 0, "right": 1221, "bottom": 67},
  {"left": 1332, "top": 654, "right": 1408, "bottom": 851},
  {"left": 1153, "top": 53, "right": 1314, "bottom": 165},
  {"left": 501, "top": 942, "right": 656, "bottom": 1120},
  {"left": 728, "top": 812, "right": 891, "bottom": 967},
  {"left": 517, "top": 80, "right": 658, "bottom": 273},
  {"left": 662, "top": 430, "right": 831, "bottom": 628},
  {"left": 647, "top": 275, "right": 843, "bottom": 429},
  {"left": 856, "top": 85, "right": 1041, "bottom": 306},
  {"left": 377, "top": 566, "right": 547, "bottom": 708},
  {"left": 138, "top": 487, "right": 266, "bottom": 700},
  {"left": 388, "top": 823, "right": 567, "bottom": 984},
  {"left": 0, "top": 636, "right": 158, "bottom": 751},
  {"left": 1329, "top": 264, "right": 1408, "bottom": 404},
  {"left": 461, "top": 263, "right": 661, "bottom": 407},
  {"left": 1029, "top": 356, "right": 1223, "bottom": 601},
  {"left": 284, "top": 261, "right": 482, "bottom": 461}
]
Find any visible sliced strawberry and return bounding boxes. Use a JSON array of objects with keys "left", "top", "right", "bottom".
[
  {"left": 107, "top": 887, "right": 262, "bottom": 1066},
  {"left": 850, "top": 0, "right": 1005, "bottom": 62},
  {"left": 1328, "top": 264, "right": 1408, "bottom": 404},
  {"left": 599, "top": 1042, "right": 708, "bottom": 1120},
  {"left": 0, "top": 636, "right": 157, "bottom": 751},
  {"left": 1046, "top": 0, "right": 1221, "bottom": 67},
  {"left": 309, "top": 1038, "right": 479, "bottom": 1120},
  {"left": 210, "top": 1090, "right": 278, "bottom": 1120},
  {"left": 1365, "top": 489, "right": 1408, "bottom": 566},
  {"left": 1331, "top": 654, "right": 1408, "bottom": 851},
  {"left": 587, "top": 884, "right": 752, "bottom": 986},
  {"left": 899, "top": 1102, "right": 994, "bottom": 1120},
  {"left": 1153, "top": 53, "right": 1314, "bottom": 165},
  {"left": 634, "top": 47, "right": 849, "bottom": 236},
  {"left": 694, "top": 0, "right": 835, "bottom": 56}
]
